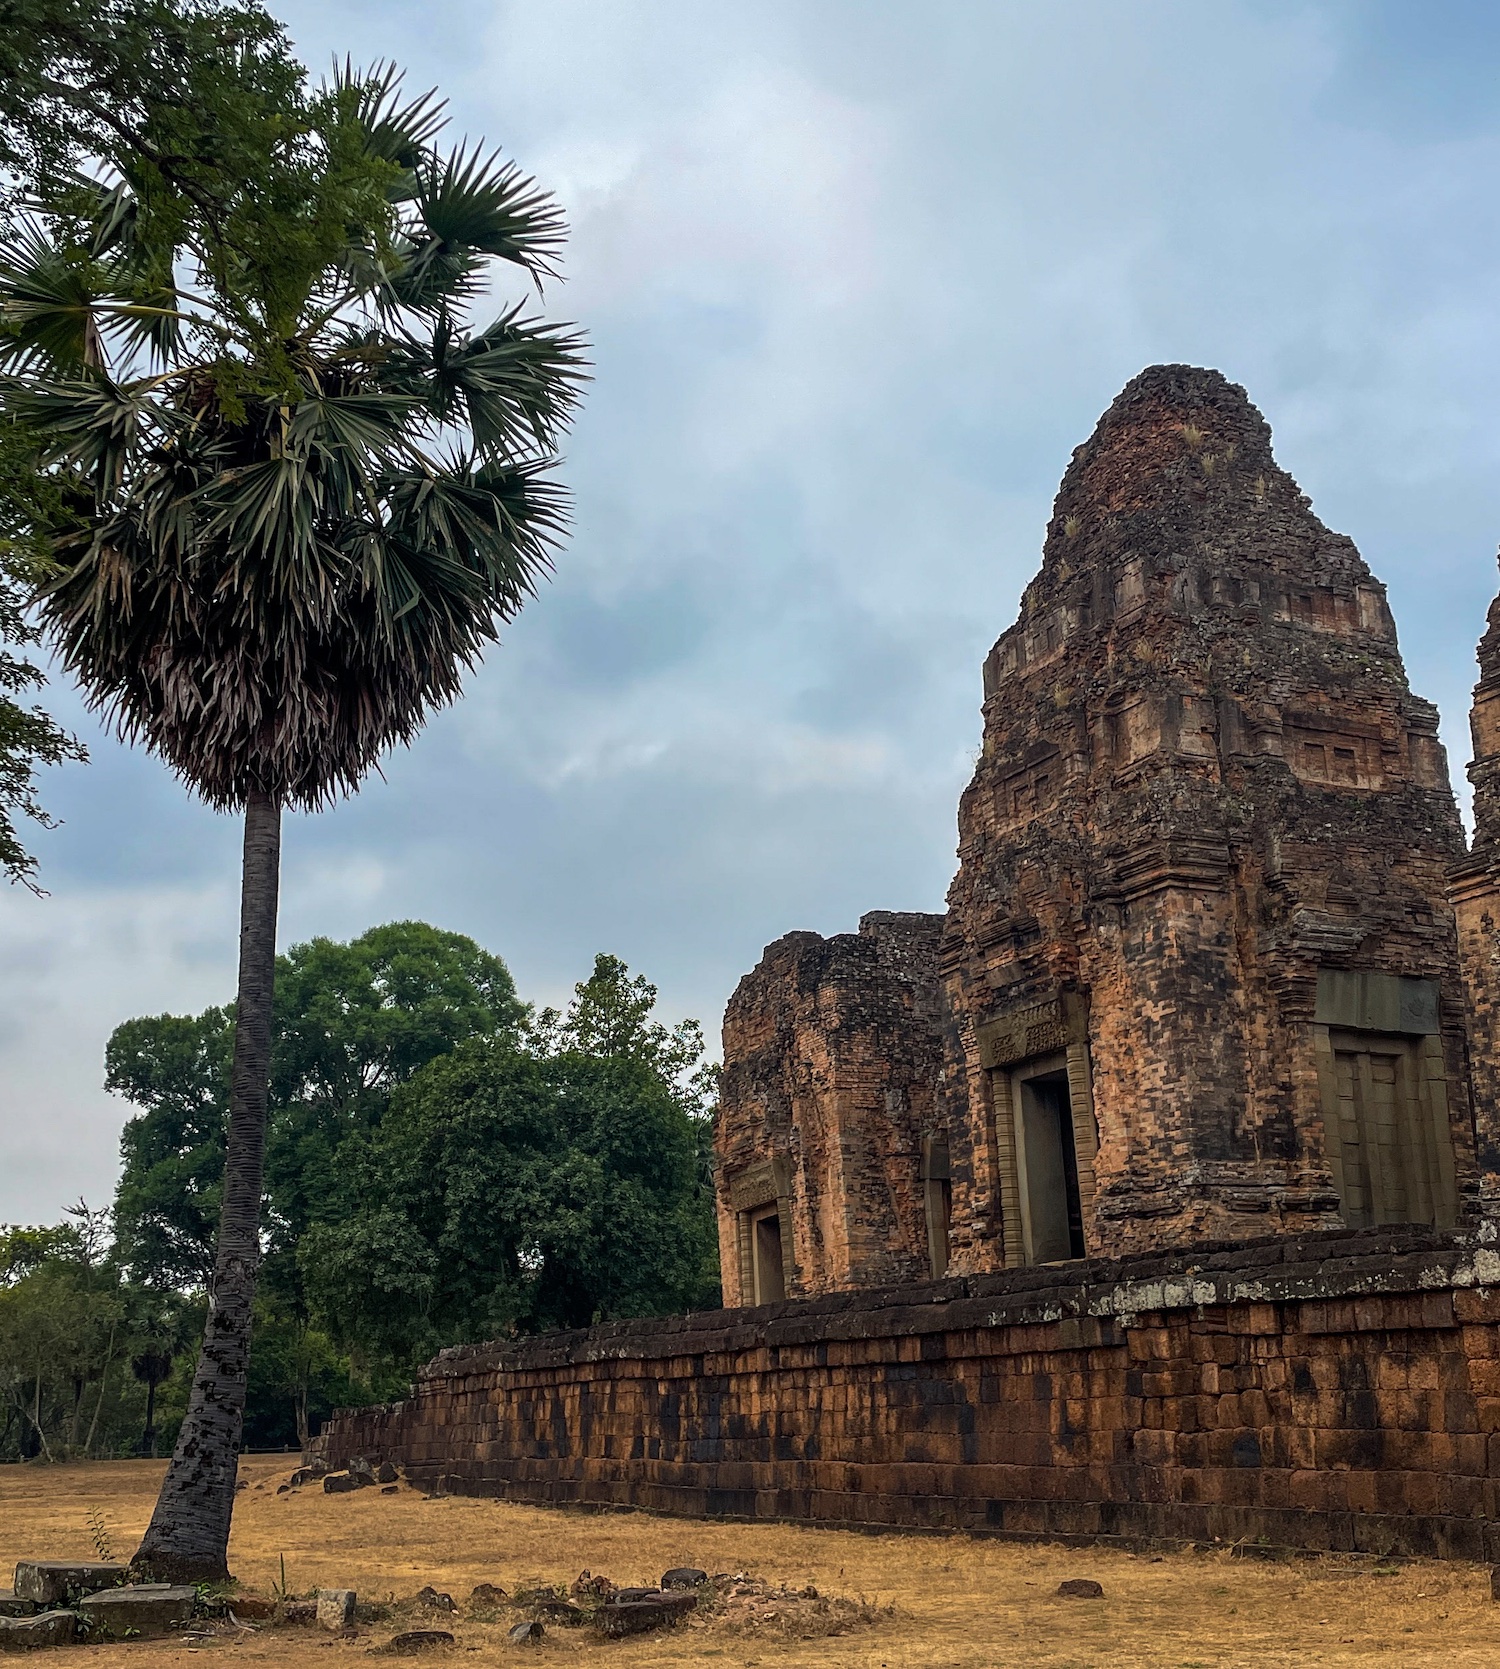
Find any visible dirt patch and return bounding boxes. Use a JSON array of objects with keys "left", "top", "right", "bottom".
[{"left": 1, "top": 1457, "right": 1497, "bottom": 1666}]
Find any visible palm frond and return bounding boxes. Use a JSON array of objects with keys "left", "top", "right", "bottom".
[
  {"left": 332, "top": 59, "right": 449, "bottom": 176},
  {"left": 376, "top": 238, "right": 485, "bottom": 317},
  {"left": 287, "top": 389, "right": 417, "bottom": 459},
  {"left": 80, "top": 176, "right": 140, "bottom": 260},
  {"left": 23, "top": 62, "right": 587, "bottom": 816},
  {"left": 382, "top": 304, "right": 588, "bottom": 455},
  {"left": 414, "top": 145, "right": 568, "bottom": 281},
  {"left": 0, "top": 220, "right": 110, "bottom": 369},
  {"left": 2, "top": 371, "right": 160, "bottom": 500},
  {"left": 107, "top": 291, "right": 187, "bottom": 367}
]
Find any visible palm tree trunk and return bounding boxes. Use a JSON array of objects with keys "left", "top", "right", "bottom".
[{"left": 132, "top": 790, "right": 281, "bottom": 1582}]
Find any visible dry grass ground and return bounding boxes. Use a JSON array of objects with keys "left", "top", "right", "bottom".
[{"left": 1, "top": 1456, "right": 1496, "bottom": 1667}]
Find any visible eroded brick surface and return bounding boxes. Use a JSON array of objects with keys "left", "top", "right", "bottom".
[
  {"left": 944, "top": 364, "right": 1471, "bottom": 1254},
  {"left": 716, "top": 913, "right": 945, "bottom": 1302},
  {"left": 1451, "top": 574, "right": 1500, "bottom": 1214},
  {"left": 318, "top": 1227, "right": 1500, "bottom": 1561}
]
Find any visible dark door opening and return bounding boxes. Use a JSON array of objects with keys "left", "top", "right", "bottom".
[
  {"left": 922, "top": 1133, "right": 952, "bottom": 1278},
  {"left": 1018, "top": 1068, "right": 1086, "bottom": 1262},
  {"left": 751, "top": 1206, "right": 786, "bottom": 1303}
]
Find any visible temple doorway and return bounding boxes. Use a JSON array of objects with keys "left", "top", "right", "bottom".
[{"left": 1012, "top": 1055, "right": 1087, "bottom": 1263}]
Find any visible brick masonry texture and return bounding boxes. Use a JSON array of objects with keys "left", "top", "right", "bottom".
[
  {"left": 319, "top": 1227, "right": 1500, "bottom": 1560},
  {"left": 716, "top": 912, "right": 947, "bottom": 1303},
  {"left": 1451, "top": 570, "right": 1500, "bottom": 1217}
]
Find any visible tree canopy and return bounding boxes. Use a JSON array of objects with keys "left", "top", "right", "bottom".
[
  {"left": 0, "top": 0, "right": 314, "bottom": 884},
  {"left": 100, "top": 925, "right": 720, "bottom": 1445},
  {"left": 110, "top": 920, "right": 526, "bottom": 1291}
]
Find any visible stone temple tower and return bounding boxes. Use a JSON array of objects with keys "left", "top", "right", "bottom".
[
  {"left": 939, "top": 365, "right": 1471, "bottom": 1264},
  {"left": 716, "top": 364, "right": 1478, "bottom": 1301},
  {"left": 1450, "top": 571, "right": 1500, "bottom": 1219}
]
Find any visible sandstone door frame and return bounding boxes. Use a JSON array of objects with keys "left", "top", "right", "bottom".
[
  {"left": 976, "top": 992, "right": 1100, "bottom": 1268},
  {"left": 726, "top": 1157, "right": 795, "bottom": 1304},
  {"left": 986, "top": 1054, "right": 1099, "bottom": 1267},
  {"left": 1314, "top": 1027, "right": 1458, "bottom": 1229},
  {"left": 1311, "top": 970, "right": 1458, "bottom": 1231}
]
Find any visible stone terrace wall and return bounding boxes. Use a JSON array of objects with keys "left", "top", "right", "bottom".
[{"left": 319, "top": 1228, "right": 1500, "bottom": 1561}]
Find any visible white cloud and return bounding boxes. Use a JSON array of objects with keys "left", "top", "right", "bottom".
[{"left": 0, "top": 880, "right": 238, "bottom": 1222}]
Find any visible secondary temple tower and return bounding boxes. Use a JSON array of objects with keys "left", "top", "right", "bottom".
[{"left": 717, "top": 365, "right": 1478, "bottom": 1304}]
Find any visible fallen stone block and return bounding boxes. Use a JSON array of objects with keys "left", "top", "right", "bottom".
[
  {"left": 1056, "top": 1579, "right": 1103, "bottom": 1598},
  {"left": 0, "top": 1598, "right": 32, "bottom": 1620},
  {"left": 323, "top": 1471, "right": 370, "bottom": 1494},
  {"left": 506, "top": 1621, "right": 544, "bottom": 1644},
  {"left": 388, "top": 1628, "right": 457, "bottom": 1652},
  {"left": 412, "top": 1586, "right": 454, "bottom": 1612},
  {"left": 596, "top": 1592, "right": 698, "bottom": 1638},
  {"left": 0, "top": 1610, "right": 77, "bottom": 1651},
  {"left": 12, "top": 1561, "right": 126, "bottom": 1606},
  {"left": 467, "top": 1583, "right": 506, "bottom": 1608},
  {"left": 377, "top": 1461, "right": 399, "bottom": 1484},
  {"left": 661, "top": 1567, "right": 708, "bottom": 1590},
  {"left": 316, "top": 1589, "right": 356, "bottom": 1631},
  {"left": 78, "top": 1584, "right": 196, "bottom": 1638}
]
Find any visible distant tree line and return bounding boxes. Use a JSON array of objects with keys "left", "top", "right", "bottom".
[{"left": 0, "top": 922, "right": 720, "bottom": 1461}]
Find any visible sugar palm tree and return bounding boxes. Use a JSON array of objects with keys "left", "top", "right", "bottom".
[{"left": 0, "top": 63, "right": 586, "bottom": 1580}]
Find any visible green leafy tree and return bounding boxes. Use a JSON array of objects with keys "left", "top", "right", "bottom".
[
  {"left": 110, "top": 1008, "right": 234, "bottom": 1289},
  {"left": 127, "top": 1289, "right": 194, "bottom": 1457},
  {"left": 0, "top": 0, "right": 309, "bottom": 219},
  {"left": 242, "top": 1300, "right": 379, "bottom": 1451},
  {"left": 109, "top": 921, "right": 525, "bottom": 1290},
  {"left": 0, "top": 428, "right": 86, "bottom": 888},
  {"left": 0, "top": 1210, "right": 129, "bottom": 1462},
  {"left": 0, "top": 42, "right": 584, "bottom": 1578},
  {"left": 534, "top": 952, "right": 719, "bottom": 1199},
  {"left": 266, "top": 921, "right": 526, "bottom": 1258},
  {"left": 302, "top": 958, "right": 721, "bottom": 1369}
]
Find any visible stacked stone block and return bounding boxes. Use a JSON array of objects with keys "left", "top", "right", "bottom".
[{"left": 321, "top": 1227, "right": 1500, "bottom": 1561}]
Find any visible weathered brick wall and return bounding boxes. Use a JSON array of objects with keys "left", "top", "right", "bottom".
[
  {"left": 716, "top": 912, "right": 946, "bottom": 1301},
  {"left": 1452, "top": 569, "right": 1500, "bottom": 1218},
  {"left": 717, "top": 363, "right": 1478, "bottom": 1286},
  {"left": 319, "top": 1227, "right": 1500, "bottom": 1560}
]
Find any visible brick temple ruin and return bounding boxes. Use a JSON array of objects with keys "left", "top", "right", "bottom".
[
  {"left": 321, "top": 366, "right": 1500, "bottom": 1560},
  {"left": 716, "top": 363, "right": 1497, "bottom": 1304}
]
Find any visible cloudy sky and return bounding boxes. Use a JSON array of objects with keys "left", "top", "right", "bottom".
[{"left": 6, "top": 0, "right": 1500, "bottom": 1222}]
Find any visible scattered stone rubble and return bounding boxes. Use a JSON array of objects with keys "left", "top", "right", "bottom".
[
  {"left": 0, "top": 1560, "right": 196, "bottom": 1651},
  {"left": 0, "top": 1528, "right": 890, "bottom": 1654}
]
